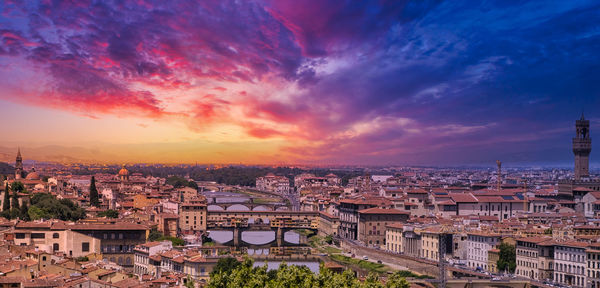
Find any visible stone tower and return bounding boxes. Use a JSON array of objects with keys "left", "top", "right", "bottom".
[
  {"left": 573, "top": 114, "right": 592, "bottom": 180},
  {"left": 15, "top": 148, "right": 23, "bottom": 180}
]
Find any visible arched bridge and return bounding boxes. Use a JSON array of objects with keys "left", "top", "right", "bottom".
[
  {"left": 207, "top": 198, "right": 288, "bottom": 211},
  {"left": 207, "top": 211, "right": 319, "bottom": 246}
]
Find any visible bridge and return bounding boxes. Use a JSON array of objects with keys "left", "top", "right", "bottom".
[
  {"left": 207, "top": 200, "right": 288, "bottom": 211},
  {"left": 207, "top": 211, "right": 319, "bottom": 246}
]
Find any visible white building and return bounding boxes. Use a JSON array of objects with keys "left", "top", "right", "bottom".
[
  {"left": 256, "top": 173, "right": 290, "bottom": 194},
  {"left": 554, "top": 242, "right": 587, "bottom": 288},
  {"left": 134, "top": 241, "right": 172, "bottom": 277},
  {"left": 466, "top": 232, "right": 501, "bottom": 271}
]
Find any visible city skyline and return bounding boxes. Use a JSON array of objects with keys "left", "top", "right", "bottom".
[{"left": 0, "top": 1, "right": 599, "bottom": 165}]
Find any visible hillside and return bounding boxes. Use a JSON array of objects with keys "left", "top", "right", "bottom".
[{"left": 0, "top": 162, "right": 14, "bottom": 176}]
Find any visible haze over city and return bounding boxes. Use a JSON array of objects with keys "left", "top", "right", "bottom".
[{"left": 0, "top": 1, "right": 598, "bottom": 166}]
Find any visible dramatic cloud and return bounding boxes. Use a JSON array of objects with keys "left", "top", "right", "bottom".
[{"left": 0, "top": 0, "right": 599, "bottom": 164}]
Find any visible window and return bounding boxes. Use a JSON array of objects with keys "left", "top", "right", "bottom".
[
  {"left": 31, "top": 233, "right": 45, "bottom": 239},
  {"left": 53, "top": 243, "right": 59, "bottom": 251},
  {"left": 52, "top": 233, "right": 59, "bottom": 239},
  {"left": 16, "top": 233, "right": 25, "bottom": 239},
  {"left": 82, "top": 242, "right": 90, "bottom": 252}
]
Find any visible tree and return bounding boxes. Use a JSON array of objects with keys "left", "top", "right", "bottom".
[
  {"left": 211, "top": 257, "right": 241, "bottom": 276},
  {"left": 28, "top": 205, "right": 50, "bottom": 220},
  {"left": 497, "top": 242, "right": 516, "bottom": 273},
  {"left": 98, "top": 209, "right": 119, "bottom": 218},
  {"left": 184, "top": 275, "right": 195, "bottom": 288},
  {"left": 3, "top": 183, "right": 10, "bottom": 212},
  {"left": 89, "top": 176, "right": 99, "bottom": 207},
  {"left": 385, "top": 271, "right": 411, "bottom": 288},
  {"left": 11, "top": 188, "right": 19, "bottom": 210},
  {"left": 206, "top": 257, "right": 407, "bottom": 288},
  {"left": 20, "top": 200, "right": 29, "bottom": 221},
  {"left": 148, "top": 229, "right": 163, "bottom": 241},
  {"left": 10, "top": 182, "right": 24, "bottom": 194},
  {"left": 28, "top": 193, "right": 86, "bottom": 221}
]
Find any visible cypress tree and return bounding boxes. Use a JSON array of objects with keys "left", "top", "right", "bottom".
[
  {"left": 11, "top": 188, "right": 19, "bottom": 210},
  {"left": 2, "top": 183, "right": 9, "bottom": 212},
  {"left": 90, "top": 176, "right": 99, "bottom": 207},
  {"left": 20, "top": 200, "right": 29, "bottom": 221}
]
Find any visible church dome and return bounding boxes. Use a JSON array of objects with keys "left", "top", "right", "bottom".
[
  {"left": 118, "top": 165, "right": 129, "bottom": 176},
  {"left": 26, "top": 167, "right": 40, "bottom": 180}
]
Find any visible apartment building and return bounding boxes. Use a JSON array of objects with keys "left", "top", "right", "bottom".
[
  {"left": 385, "top": 223, "right": 403, "bottom": 254},
  {"left": 357, "top": 208, "right": 409, "bottom": 248},
  {"left": 178, "top": 199, "right": 207, "bottom": 235},
  {"left": 554, "top": 242, "right": 587, "bottom": 288},
  {"left": 515, "top": 237, "right": 552, "bottom": 280},
  {"left": 467, "top": 232, "right": 502, "bottom": 271}
]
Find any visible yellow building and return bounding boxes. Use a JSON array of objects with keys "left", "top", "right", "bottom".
[
  {"left": 488, "top": 248, "right": 499, "bottom": 273},
  {"left": 421, "top": 228, "right": 442, "bottom": 262},
  {"left": 132, "top": 194, "right": 159, "bottom": 210},
  {"left": 385, "top": 223, "right": 403, "bottom": 254}
]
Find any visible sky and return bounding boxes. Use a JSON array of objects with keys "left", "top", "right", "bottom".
[{"left": 0, "top": 0, "right": 599, "bottom": 166}]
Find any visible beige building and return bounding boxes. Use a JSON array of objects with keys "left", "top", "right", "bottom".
[
  {"left": 178, "top": 199, "right": 207, "bottom": 235},
  {"left": 421, "top": 228, "right": 441, "bottom": 262},
  {"left": 488, "top": 248, "right": 499, "bottom": 273},
  {"left": 357, "top": 208, "right": 410, "bottom": 248},
  {"left": 12, "top": 220, "right": 149, "bottom": 267},
  {"left": 13, "top": 221, "right": 100, "bottom": 258},
  {"left": 385, "top": 223, "right": 403, "bottom": 254},
  {"left": 317, "top": 212, "right": 339, "bottom": 237},
  {"left": 538, "top": 240, "right": 555, "bottom": 281},
  {"left": 515, "top": 237, "right": 552, "bottom": 279}
]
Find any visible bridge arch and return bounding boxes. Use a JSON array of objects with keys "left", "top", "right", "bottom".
[
  {"left": 252, "top": 205, "right": 272, "bottom": 211},
  {"left": 207, "top": 205, "right": 224, "bottom": 211},
  {"left": 226, "top": 204, "right": 251, "bottom": 211}
]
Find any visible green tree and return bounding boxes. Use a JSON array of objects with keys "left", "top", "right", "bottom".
[
  {"left": 10, "top": 182, "right": 24, "bottom": 193},
  {"left": 385, "top": 271, "right": 411, "bottom": 288},
  {"left": 98, "top": 209, "right": 119, "bottom": 218},
  {"left": 89, "top": 176, "right": 99, "bottom": 207},
  {"left": 20, "top": 200, "right": 29, "bottom": 221},
  {"left": 11, "top": 188, "right": 19, "bottom": 210},
  {"left": 29, "top": 193, "right": 86, "bottom": 221},
  {"left": 184, "top": 275, "right": 195, "bottom": 288},
  {"left": 148, "top": 229, "right": 163, "bottom": 241},
  {"left": 211, "top": 257, "right": 241, "bottom": 276},
  {"left": 206, "top": 257, "right": 404, "bottom": 288},
  {"left": 497, "top": 242, "right": 516, "bottom": 273},
  {"left": 3, "top": 183, "right": 10, "bottom": 212},
  {"left": 28, "top": 205, "right": 50, "bottom": 220}
]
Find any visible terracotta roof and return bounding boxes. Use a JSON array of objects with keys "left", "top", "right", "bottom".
[
  {"left": 358, "top": 208, "right": 410, "bottom": 215},
  {"left": 386, "top": 223, "right": 404, "bottom": 229},
  {"left": 448, "top": 193, "right": 478, "bottom": 203}
]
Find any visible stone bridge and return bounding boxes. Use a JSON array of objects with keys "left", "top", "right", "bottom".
[
  {"left": 207, "top": 198, "right": 288, "bottom": 211},
  {"left": 207, "top": 211, "right": 319, "bottom": 246}
]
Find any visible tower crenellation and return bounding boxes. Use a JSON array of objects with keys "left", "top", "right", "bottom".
[{"left": 573, "top": 113, "right": 592, "bottom": 180}]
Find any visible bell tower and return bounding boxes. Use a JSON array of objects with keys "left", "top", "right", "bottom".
[
  {"left": 573, "top": 113, "right": 592, "bottom": 180},
  {"left": 15, "top": 148, "right": 23, "bottom": 180}
]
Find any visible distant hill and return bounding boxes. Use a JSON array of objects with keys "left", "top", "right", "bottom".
[{"left": 0, "top": 162, "right": 14, "bottom": 176}]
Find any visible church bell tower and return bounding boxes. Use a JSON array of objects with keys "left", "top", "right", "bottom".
[
  {"left": 15, "top": 148, "right": 23, "bottom": 180},
  {"left": 573, "top": 114, "right": 592, "bottom": 180}
]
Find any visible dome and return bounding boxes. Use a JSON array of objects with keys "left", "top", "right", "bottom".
[
  {"left": 118, "top": 165, "right": 129, "bottom": 176},
  {"left": 26, "top": 167, "right": 40, "bottom": 180}
]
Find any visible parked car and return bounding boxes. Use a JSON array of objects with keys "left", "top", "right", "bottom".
[{"left": 362, "top": 256, "right": 369, "bottom": 260}]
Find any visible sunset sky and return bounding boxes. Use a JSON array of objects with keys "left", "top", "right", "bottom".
[{"left": 0, "top": 1, "right": 599, "bottom": 165}]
